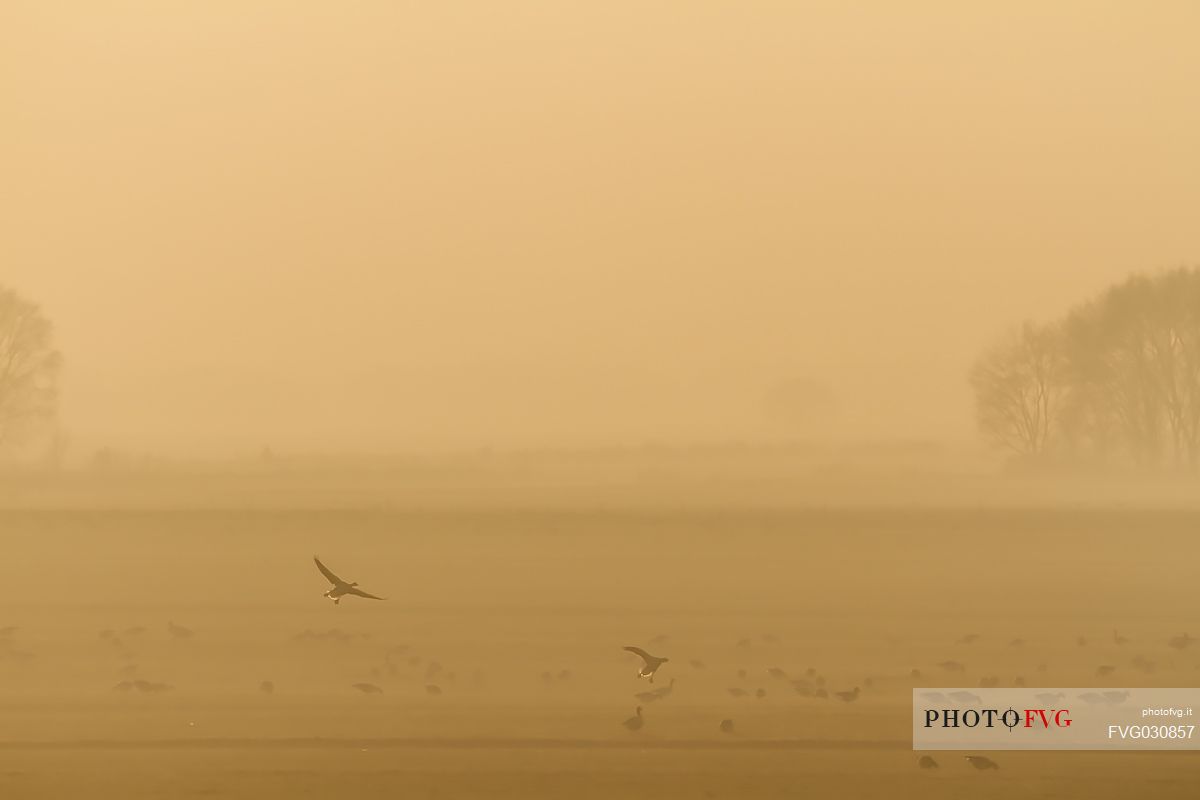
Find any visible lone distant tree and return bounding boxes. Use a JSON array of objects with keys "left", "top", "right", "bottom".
[
  {"left": 969, "top": 321, "right": 1065, "bottom": 457},
  {"left": 0, "top": 287, "right": 62, "bottom": 448}
]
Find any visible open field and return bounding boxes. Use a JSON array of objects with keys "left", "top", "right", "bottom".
[{"left": 3, "top": 506, "right": 1200, "bottom": 798}]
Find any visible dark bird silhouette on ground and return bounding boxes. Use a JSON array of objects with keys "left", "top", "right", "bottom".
[
  {"left": 167, "top": 621, "right": 193, "bottom": 639},
  {"left": 964, "top": 755, "right": 999, "bottom": 770},
  {"left": 1132, "top": 655, "right": 1157, "bottom": 673},
  {"left": 314, "top": 556, "right": 385, "bottom": 604},
  {"left": 292, "top": 628, "right": 362, "bottom": 643},
  {"left": 623, "top": 706, "right": 644, "bottom": 732},
  {"left": 1169, "top": 633, "right": 1195, "bottom": 650},
  {"left": 624, "top": 646, "right": 668, "bottom": 682},
  {"left": 918, "top": 755, "right": 939, "bottom": 769},
  {"left": 352, "top": 682, "right": 383, "bottom": 694}
]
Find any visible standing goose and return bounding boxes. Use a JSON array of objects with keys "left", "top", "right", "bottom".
[
  {"left": 167, "top": 621, "right": 194, "bottom": 639},
  {"left": 622, "top": 706, "right": 645, "bottom": 732},
  {"left": 835, "top": 686, "right": 860, "bottom": 703},
  {"left": 1168, "top": 633, "right": 1195, "bottom": 650},
  {"left": 623, "top": 646, "right": 668, "bottom": 683},
  {"left": 314, "top": 556, "right": 385, "bottom": 604}
]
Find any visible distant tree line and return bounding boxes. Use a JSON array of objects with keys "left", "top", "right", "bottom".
[{"left": 970, "top": 267, "right": 1200, "bottom": 470}]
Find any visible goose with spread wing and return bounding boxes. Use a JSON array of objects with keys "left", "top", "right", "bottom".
[
  {"left": 623, "top": 646, "right": 669, "bottom": 682},
  {"left": 314, "top": 556, "right": 385, "bottom": 604}
]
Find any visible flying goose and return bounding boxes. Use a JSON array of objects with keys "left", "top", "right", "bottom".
[
  {"left": 314, "top": 556, "right": 385, "bottom": 604},
  {"left": 623, "top": 646, "right": 668, "bottom": 682}
]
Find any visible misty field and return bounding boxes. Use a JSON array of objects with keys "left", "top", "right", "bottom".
[{"left": 4, "top": 507, "right": 1200, "bottom": 798}]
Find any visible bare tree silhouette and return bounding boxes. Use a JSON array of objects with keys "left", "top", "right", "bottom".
[
  {"left": 969, "top": 321, "right": 1065, "bottom": 457},
  {"left": 0, "top": 286, "right": 61, "bottom": 449}
]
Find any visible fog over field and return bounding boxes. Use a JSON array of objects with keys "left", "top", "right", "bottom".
[{"left": 4, "top": 1, "right": 1200, "bottom": 798}]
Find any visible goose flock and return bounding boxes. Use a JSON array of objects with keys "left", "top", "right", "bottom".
[{"left": 16, "top": 555, "right": 1192, "bottom": 780}]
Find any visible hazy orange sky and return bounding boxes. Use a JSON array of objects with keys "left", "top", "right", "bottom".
[{"left": 3, "top": 2, "right": 1198, "bottom": 454}]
